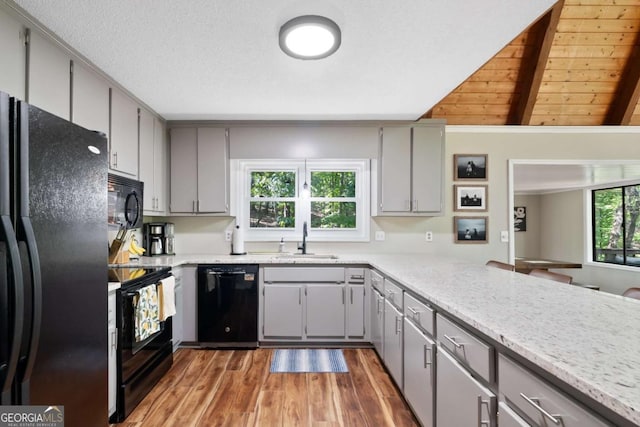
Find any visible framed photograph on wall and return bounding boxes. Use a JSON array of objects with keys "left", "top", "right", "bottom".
[
  {"left": 454, "top": 216, "right": 488, "bottom": 244},
  {"left": 514, "top": 206, "right": 527, "bottom": 232},
  {"left": 454, "top": 185, "right": 488, "bottom": 212},
  {"left": 454, "top": 154, "right": 488, "bottom": 180}
]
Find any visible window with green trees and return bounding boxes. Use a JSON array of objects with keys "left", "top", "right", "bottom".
[
  {"left": 592, "top": 184, "right": 640, "bottom": 267},
  {"left": 239, "top": 160, "right": 370, "bottom": 241}
]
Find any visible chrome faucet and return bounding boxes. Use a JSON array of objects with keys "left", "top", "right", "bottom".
[{"left": 298, "top": 221, "right": 308, "bottom": 254}]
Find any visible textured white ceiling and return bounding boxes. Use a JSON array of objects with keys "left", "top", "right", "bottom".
[{"left": 13, "top": 0, "right": 556, "bottom": 120}]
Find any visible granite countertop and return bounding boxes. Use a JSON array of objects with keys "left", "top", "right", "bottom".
[{"left": 115, "top": 252, "right": 640, "bottom": 424}]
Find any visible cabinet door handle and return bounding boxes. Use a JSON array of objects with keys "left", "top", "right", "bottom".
[
  {"left": 444, "top": 334, "right": 464, "bottom": 349},
  {"left": 377, "top": 297, "right": 382, "bottom": 314},
  {"left": 395, "top": 316, "right": 401, "bottom": 335},
  {"left": 342, "top": 288, "right": 345, "bottom": 305},
  {"left": 414, "top": 199, "right": 418, "bottom": 212},
  {"left": 423, "top": 344, "right": 432, "bottom": 368},
  {"left": 299, "top": 288, "right": 302, "bottom": 305},
  {"left": 350, "top": 288, "right": 354, "bottom": 304},
  {"left": 112, "top": 152, "right": 118, "bottom": 168},
  {"left": 477, "top": 396, "right": 492, "bottom": 427},
  {"left": 519, "top": 393, "right": 561, "bottom": 425},
  {"left": 407, "top": 306, "right": 421, "bottom": 322}
]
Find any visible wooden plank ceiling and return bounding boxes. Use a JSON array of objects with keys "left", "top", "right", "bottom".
[{"left": 424, "top": 0, "right": 640, "bottom": 126}]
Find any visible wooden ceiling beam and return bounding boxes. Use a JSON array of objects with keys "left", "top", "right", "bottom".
[
  {"left": 603, "top": 31, "right": 640, "bottom": 125},
  {"left": 507, "top": 0, "right": 564, "bottom": 125}
]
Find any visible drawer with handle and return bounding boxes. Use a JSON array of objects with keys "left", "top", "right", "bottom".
[
  {"left": 404, "top": 292, "right": 434, "bottom": 336},
  {"left": 385, "top": 279, "right": 403, "bottom": 311},
  {"left": 436, "top": 313, "right": 493, "bottom": 382},
  {"left": 498, "top": 354, "right": 611, "bottom": 427},
  {"left": 370, "top": 270, "right": 384, "bottom": 292}
]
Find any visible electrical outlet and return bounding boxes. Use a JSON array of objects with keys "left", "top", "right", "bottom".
[
  {"left": 425, "top": 231, "right": 433, "bottom": 242},
  {"left": 375, "top": 231, "right": 385, "bottom": 241},
  {"left": 225, "top": 230, "right": 233, "bottom": 241},
  {"left": 500, "top": 230, "right": 509, "bottom": 243}
]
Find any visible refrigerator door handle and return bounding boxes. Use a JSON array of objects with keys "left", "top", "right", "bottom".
[
  {"left": 0, "top": 216, "right": 24, "bottom": 405},
  {"left": 14, "top": 101, "right": 42, "bottom": 404},
  {"left": 16, "top": 216, "right": 42, "bottom": 404},
  {"left": 0, "top": 92, "right": 25, "bottom": 405}
]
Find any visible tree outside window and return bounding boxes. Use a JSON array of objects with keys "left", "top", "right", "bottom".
[{"left": 593, "top": 184, "right": 640, "bottom": 267}]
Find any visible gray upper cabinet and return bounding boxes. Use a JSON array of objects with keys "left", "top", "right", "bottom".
[
  {"left": 380, "top": 127, "right": 412, "bottom": 212},
  {"left": 376, "top": 122, "right": 444, "bottom": 216},
  {"left": 71, "top": 60, "right": 109, "bottom": 138},
  {"left": 170, "top": 127, "right": 229, "bottom": 214},
  {"left": 197, "top": 128, "right": 228, "bottom": 213},
  {"left": 109, "top": 88, "right": 139, "bottom": 177},
  {"left": 140, "top": 108, "right": 166, "bottom": 214},
  {"left": 28, "top": 31, "right": 71, "bottom": 120},
  {"left": 0, "top": 8, "right": 26, "bottom": 99}
]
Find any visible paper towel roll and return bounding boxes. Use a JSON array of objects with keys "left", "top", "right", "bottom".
[{"left": 231, "top": 225, "right": 246, "bottom": 255}]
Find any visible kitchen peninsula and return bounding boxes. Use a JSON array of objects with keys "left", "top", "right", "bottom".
[{"left": 129, "top": 253, "right": 640, "bottom": 426}]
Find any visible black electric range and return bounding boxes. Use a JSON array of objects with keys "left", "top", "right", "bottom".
[{"left": 108, "top": 265, "right": 173, "bottom": 423}]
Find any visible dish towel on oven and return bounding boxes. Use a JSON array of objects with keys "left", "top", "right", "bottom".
[
  {"left": 158, "top": 276, "right": 176, "bottom": 321},
  {"left": 134, "top": 283, "right": 161, "bottom": 342}
]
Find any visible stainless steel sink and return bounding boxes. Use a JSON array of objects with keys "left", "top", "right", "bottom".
[{"left": 275, "top": 253, "right": 339, "bottom": 259}]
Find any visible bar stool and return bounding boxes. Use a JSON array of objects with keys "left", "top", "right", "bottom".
[
  {"left": 622, "top": 287, "right": 640, "bottom": 300},
  {"left": 528, "top": 269, "right": 573, "bottom": 284},
  {"left": 486, "top": 260, "right": 515, "bottom": 271}
]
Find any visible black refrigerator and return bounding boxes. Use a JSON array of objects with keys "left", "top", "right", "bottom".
[{"left": 0, "top": 91, "right": 108, "bottom": 426}]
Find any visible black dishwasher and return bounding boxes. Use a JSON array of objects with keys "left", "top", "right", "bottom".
[{"left": 197, "top": 264, "right": 259, "bottom": 348}]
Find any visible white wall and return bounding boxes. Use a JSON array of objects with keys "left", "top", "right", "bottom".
[{"left": 514, "top": 194, "right": 541, "bottom": 258}]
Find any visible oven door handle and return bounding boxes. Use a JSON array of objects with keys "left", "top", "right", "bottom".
[{"left": 207, "top": 271, "right": 246, "bottom": 276}]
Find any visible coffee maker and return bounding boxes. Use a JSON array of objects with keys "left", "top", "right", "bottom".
[{"left": 143, "top": 222, "right": 175, "bottom": 256}]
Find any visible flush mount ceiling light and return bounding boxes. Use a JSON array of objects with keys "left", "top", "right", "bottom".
[{"left": 279, "top": 15, "right": 341, "bottom": 60}]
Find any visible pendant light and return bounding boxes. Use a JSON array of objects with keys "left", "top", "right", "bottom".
[{"left": 301, "top": 159, "right": 310, "bottom": 198}]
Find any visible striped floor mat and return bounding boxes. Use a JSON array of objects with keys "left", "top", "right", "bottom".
[{"left": 270, "top": 349, "right": 348, "bottom": 373}]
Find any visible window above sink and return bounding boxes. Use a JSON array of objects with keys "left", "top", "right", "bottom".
[{"left": 234, "top": 159, "right": 370, "bottom": 242}]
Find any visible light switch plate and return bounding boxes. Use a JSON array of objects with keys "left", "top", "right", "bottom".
[
  {"left": 500, "top": 230, "right": 509, "bottom": 243},
  {"left": 375, "top": 231, "right": 385, "bottom": 241}
]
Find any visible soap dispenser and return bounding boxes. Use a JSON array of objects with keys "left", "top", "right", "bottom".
[{"left": 278, "top": 237, "right": 285, "bottom": 253}]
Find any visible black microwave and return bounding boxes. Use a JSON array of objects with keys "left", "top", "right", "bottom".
[{"left": 108, "top": 174, "right": 144, "bottom": 229}]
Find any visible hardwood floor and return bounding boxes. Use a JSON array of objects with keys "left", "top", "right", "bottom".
[{"left": 113, "top": 348, "right": 418, "bottom": 426}]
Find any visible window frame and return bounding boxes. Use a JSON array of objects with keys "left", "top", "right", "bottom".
[
  {"left": 590, "top": 182, "right": 640, "bottom": 269},
  {"left": 236, "top": 159, "right": 370, "bottom": 242}
]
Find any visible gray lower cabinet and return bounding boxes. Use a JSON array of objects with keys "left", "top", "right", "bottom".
[
  {"left": 306, "top": 284, "right": 345, "bottom": 337},
  {"left": 403, "top": 318, "right": 435, "bottom": 427},
  {"left": 172, "top": 267, "right": 183, "bottom": 351},
  {"left": 180, "top": 266, "right": 198, "bottom": 342},
  {"left": 347, "top": 284, "right": 365, "bottom": 338},
  {"left": 263, "top": 285, "right": 303, "bottom": 338},
  {"left": 383, "top": 299, "right": 403, "bottom": 389},
  {"left": 371, "top": 287, "right": 384, "bottom": 357},
  {"left": 498, "top": 402, "right": 532, "bottom": 427},
  {"left": 498, "top": 354, "right": 610, "bottom": 427},
  {"left": 436, "top": 347, "right": 496, "bottom": 427}
]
